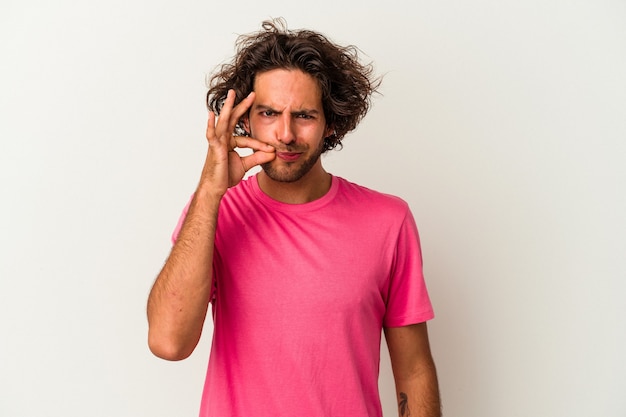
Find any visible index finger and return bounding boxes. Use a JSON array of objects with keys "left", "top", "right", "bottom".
[
  {"left": 229, "top": 91, "right": 256, "bottom": 128},
  {"left": 218, "top": 90, "right": 255, "bottom": 135},
  {"left": 233, "top": 135, "right": 275, "bottom": 153}
]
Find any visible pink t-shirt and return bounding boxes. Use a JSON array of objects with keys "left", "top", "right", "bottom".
[{"left": 172, "top": 175, "right": 434, "bottom": 416}]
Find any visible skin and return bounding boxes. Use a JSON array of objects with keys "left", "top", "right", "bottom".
[
  {"left": 146, "top": 89, "right": 275, "bottom": 360},
  {"left": 385, "top": 323, "right": 442, "bottom": 417},
  {"left": 147, "top": 68, "right": 440, "bottom": 416},
  {"left": 243, "top": 69, "right": 334, "bottom": 203}
]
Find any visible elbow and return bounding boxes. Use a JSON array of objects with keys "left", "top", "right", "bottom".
[{"left": 148, "top": 330, "right": 195, "bottom": 361}]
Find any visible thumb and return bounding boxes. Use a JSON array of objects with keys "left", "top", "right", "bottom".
[{"left": 242, "top": 151, "right": 276, "bottom": 172}]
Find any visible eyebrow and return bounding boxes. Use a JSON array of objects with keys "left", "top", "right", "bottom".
[{"left": 254, "top": 104, "right": 321, "bottom": 116}]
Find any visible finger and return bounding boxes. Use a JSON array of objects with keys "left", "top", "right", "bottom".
[
  {"left": 241, "top": 150, "right": 276, "bottom": 172},
  {"left": 214, "top": 90, "right": 237, "bottom": 137},
  {"left": 206, "top": 111, "right": 217, "bottom": 142},
  {"left": 223, "top": 91, "right": 256, "bottom": 137},
  {"left": 230, "top": 91, "right": 256, "bottom": 122},
  {"left": 231, "top": 135, "right": 275, "bottom": 153}
]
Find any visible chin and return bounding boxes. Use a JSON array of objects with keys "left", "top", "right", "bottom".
[
  {"left": 261, "top": 153, "right": 324, "bottom": 183},
  {"left": 260, "top": 163, "right": 308, "bottom": 183}
]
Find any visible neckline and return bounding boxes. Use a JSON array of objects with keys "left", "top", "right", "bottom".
[{"left": 249, "top": 173, "right": 339, "bottom": 213}]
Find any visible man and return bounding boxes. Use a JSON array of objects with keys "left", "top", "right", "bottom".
[{"left": 147, "top": 19, "right": 441, "bottom": 417}]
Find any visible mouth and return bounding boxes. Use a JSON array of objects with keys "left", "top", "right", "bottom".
[{"left": 276, "top": 151, "right": 302, "bottom": 162}]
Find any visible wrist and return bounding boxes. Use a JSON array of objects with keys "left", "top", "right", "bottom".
[{"left": 194, "top": 181, "right": 226, "bottom": 207}]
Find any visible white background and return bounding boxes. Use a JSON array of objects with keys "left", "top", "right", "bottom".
[{"left": 1, "top": 1, "right": 625, "bottom": 416}]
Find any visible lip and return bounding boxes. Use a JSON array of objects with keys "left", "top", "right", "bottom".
[{"left": 276, "top": 151, "right": 302, "bottom": 162}]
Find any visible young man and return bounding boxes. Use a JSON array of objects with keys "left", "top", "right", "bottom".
[{"left": 147, "top": 19, "right": 441, "bottom": 417}]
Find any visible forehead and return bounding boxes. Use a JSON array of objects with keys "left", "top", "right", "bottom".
[{"left": 252, "top": 69, "right": 323, "bottom": 110}]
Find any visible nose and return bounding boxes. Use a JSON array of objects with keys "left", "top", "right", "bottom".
[{"left": 277, "top": 113, "right": 296, "bottom": 145}]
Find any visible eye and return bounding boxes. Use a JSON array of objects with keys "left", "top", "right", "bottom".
[
  {"left": 296, "top": 113, "right": 313, "bottom": 120},
  {"left": 262, "top": 110, "right": 275, "bottom": 117}
]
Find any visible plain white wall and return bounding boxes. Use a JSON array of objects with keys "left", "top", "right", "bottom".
[{"left": 1, "top": 1, "right": 625, "bottom": 416}]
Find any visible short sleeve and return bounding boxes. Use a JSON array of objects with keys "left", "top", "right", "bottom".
[{"left": 383, "top": 210, "right": 435, "bottom": 327}]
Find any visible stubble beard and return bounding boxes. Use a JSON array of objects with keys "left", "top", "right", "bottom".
[{"left": 261, "top": 139, "right": 325, "bottom": 183}]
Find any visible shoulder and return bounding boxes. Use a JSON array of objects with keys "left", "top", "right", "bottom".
[{"left": 334, "top": 176, "right": 410, "bottom": 215}]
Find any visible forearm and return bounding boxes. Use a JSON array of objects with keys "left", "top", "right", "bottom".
[
  {"left": 147, "top": 186, "right": 221, "bottom": 361},
  {"left": 147, "top": 90, "right": 273, "bottom": 360},
  {"left": 393, "top": 361, "right": 441, "bottom": 417},
  {"left": 385, "top": 323, "right": 441, "bottom": 417}
]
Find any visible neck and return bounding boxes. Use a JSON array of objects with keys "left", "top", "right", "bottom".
[{"left": 257, "top": 165, "right": 331, "bottom": 204}]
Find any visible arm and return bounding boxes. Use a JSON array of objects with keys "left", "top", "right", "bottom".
[
  {"left": 384, "top": 322, "right": 441, "bottom": 417},
  {"left": 146, "top": 90, "right": 275, "bottom": 361}
]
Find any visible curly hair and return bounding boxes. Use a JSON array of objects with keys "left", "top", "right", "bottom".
[{"left": 206, "top": 18, "right": 381, "bottom": 152}]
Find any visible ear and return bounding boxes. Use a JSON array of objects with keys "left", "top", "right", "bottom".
[
  {"left": 242, "top": 115, "right": 251, "bottom": 136},
  {"left": 324, "top": 124, "right": 335, "bottom": 138}
]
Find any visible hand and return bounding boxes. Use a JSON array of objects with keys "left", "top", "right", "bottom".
[{"left": 200, "top": 90, "right": 275, "bottom": 196}]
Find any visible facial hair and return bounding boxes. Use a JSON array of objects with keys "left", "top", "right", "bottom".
[{"left": 260, "top": 138, "right": 325, "bottom": 183}]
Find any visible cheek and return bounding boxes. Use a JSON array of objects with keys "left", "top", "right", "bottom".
[
  {"left": 248, "top": 116, "right": 271, "bottom": 133},
  {"left": 247, "top": 120, "right": 273, "bottom": 145}
]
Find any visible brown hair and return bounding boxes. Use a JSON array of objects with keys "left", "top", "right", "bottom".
[{"left": 206, "top": 18, "right": 381, "bottom": 152}]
